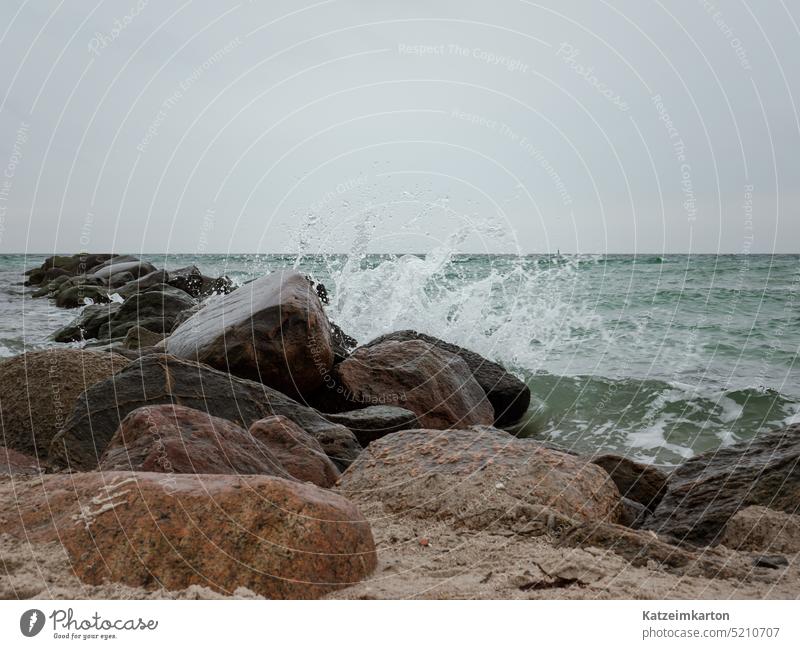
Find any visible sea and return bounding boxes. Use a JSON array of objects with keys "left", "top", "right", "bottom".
[{"left": 1, "top": 250, "right": 798, "bottom": 467}]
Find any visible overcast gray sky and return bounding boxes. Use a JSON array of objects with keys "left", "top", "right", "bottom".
[{"left": 0, "top": 0, "right": 797, "bottom": 254}]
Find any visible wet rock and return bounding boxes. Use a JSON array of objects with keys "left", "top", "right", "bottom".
[
  {"left": 99, "top": 287, "right": 195, "bottom": 339},
  {"left": 54, "top": 284, "right": 110, "bottom": 308},
  {"left": 719, "top": 506, "right": 800, "bottom": 554},
  {"left": 31, "top": 253, "right": 116, "bottom": 278},
  {"left": 51, "top": 303, "right": 122, "bottom": 342},
  {"left": 339, "top": 427, "right": 621, "bottom": 531},
  {"left": 0, "top": 349, "right": 128, "bottom": 456},
  {"left": 107, "top": 271, "right": 136, "bottom": 288},
  {"left": 645, "top": 425, "right": 800, "bottom": 545},
  {"left": 2, "top": 471, "right": 377, "bottom": 598},
  {"left": 167, "top": 265, "right": 204, "bottom": 296},
  {"left": 324, "top": 406, "right": 419, "bottom": 446},
  {"left": 49, "top": 354, "right": 360, "bottom": 471},
  {"left": 321, "top": 339, "right": 494, "bottom": 429},
  {"left": 87, "top": 257, "right": 155, "bottom": 280},
  {"left": 363, "top": 330, "right": 531, "bottom": 426},
  {"left": 591, "top": 455, "right": 668, "bottom": 512},
  {"left": 115, "top": 269, "right": 171, "bottom": 299},
  {"left": 165, "top": 269, "right": 333, "bottom": 397},
  {"left": 122, "top": 326, "right": 165, "bottom": 350},
  {"left": 249, "top": 415, "right": 341, "bottom": 488},
  {"left": 329, "top": 321, "right": 357, "bottom": 362}
]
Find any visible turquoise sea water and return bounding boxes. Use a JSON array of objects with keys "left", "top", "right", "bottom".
[{"left": 1, "top": 252, "right": 798, "bottom": 466}]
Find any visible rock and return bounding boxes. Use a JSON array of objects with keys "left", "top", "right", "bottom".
[
  {"left": 557, "top": 520, "right": 750, "bottom": 580},
  {"left": 24, "top": 268, "right": 46, "bottom": 285},
  {"left": 115, "top": 269, "right": 171, "bottom": 299},
  {"left": 645, "top": 426, "right": 800, "bottom": 545},
  {"left": 54, "top": 284, "right": 111, "bottom": 308},
  {"left": 99, "top": 405, "right": 288, "bottom": 476},
  {"left": 752, "top": 555, "right": 789, "bottom": 569},
  {"left": 86, "top": 255, "right": 140, "bottom": 274},
  {"left": 338, "top": 427, "right": 621, "bottom": 531},
  {"left": 122, "top": 326, "right": 165, "bottom": 350},
  {"left": 618, "top": 497, "right": 649, "bottom": 529},
  {"left": 324, "top": 406, "right": 419, "bottom": 446},
  {"left": 0, "top": 349, "right": 128, "bottom": 456},
  {"left": 2, "top": 471, "right": 376, "bottom": 598},
  {"left": 363, "top": 330, "right": 531, "bottom": 426},
  {"left": 91, "top": 260, "right": 157, "bottom": 281},
  {"left": 200, "top": 275, "right": 235, "bottom": 296},
  {"left": 591, "top": 455, "right": 668, "bottom": 512},
  {"left": 321, "top": 340, "right": 494, "bottom": 429},
  {"left": 43, "top": 266, "right": 70, "bottom": 282},
  {"left": 51, "top": 303, "right": 122, "bottom": 342},
  {"left": 167, "top": 265, "right": 204, "bottom": 296},
  {"left": 49, "top": 354, "right": 360, "bottom": 470},
  {"left": 329, "top": 321, "right": 357, "bottom": 362},
  {"left": 42, "top": 253, "right": 117, "bottom": 275},
  {"left": 107, "top": 271, "right": 136, "bottom": 288},
  {"left": 720, "top": 506, "right": 800, "bottom": 554},
  {"left": 99, "top": 287, "right": 195, "bottom": 339},
  {"left": 165, "top": 269, "right": 333, "bottom": 397},
  {"left": 249, "top": 415, "right": 340, "bottom": 487},
  {"left": 0, "top": 446, "right": 44, "bottom": 475}
]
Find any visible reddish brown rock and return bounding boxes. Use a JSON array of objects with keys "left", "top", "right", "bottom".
[
  {"left": 2, "top": 472, "right": 376, "bottom": 598},
  {"left": 0, "top": 349, "right": 128, "bottom": 457},
  {"left": 339, "top": 427, "right": 621, "bottom": 532},
  {"left": 165, "top": 269, "right": 333, "bottom": 397},
  {"left": 249, "top": 415, "right": 340, "bottom": 488},
  {"left": 0, "top": 446, "right": 44, "bottom": 475},
  {"left": 363, "top": 330, "right": 531, "bottom": 426},
  {"left": 98, "top": 405, "right": 285, "bottom": 477},
  {"left": 323, "top": 340, "right": 494, "bottom": 429}
]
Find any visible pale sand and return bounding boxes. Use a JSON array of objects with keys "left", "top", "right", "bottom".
[{"left": 2, "top": 500, "right": 798, "bottom": 600}]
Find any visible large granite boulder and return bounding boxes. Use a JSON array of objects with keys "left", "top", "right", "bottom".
[
  {"left": 320, "top": 339, "right": 494, "bottom": 429},
  {"left": 0, "top": 349, "right": 128, "bottom": 456},
  {"left": 165, "top": 269, "right": 332, "bottom": 397},
  {"left": 644, "top": 426, "right": 800, "bottom": 545},
  {"left": 249, "top": 415, "right": 340, "bottom": 487},
  {"left": 324, "top": 405, "right": 420, "bottom": 446},
  {"left": 339, "top": 427, "right": 621, "bottom": 532},
  {"left": 2, "top": 472, "right": 377, "bottom": 598},
  {"left": 363, "top": 330, "right": 531, "bottom": 426},
  {"left": 100, "top": 405, "right": 339, "bottom": 488},
  {"left": 99, "top": 405, "right": 286, "bottom": 476},
  {"left": 48, "top": 354, "right": 360, "bottom": 471}
]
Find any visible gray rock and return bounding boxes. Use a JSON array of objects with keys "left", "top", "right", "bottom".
[
  {"left": 645, "top": 425, "right": 800, "bottom": 546},
  {"left": 48, "top": 353, "right": 360, "bottom": 471},
  {"left": 324, "top": 405, "right": 419, "bottom": 446},
  {"left": 52, "top": 302, "right": 122, "bottom": 342}
]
